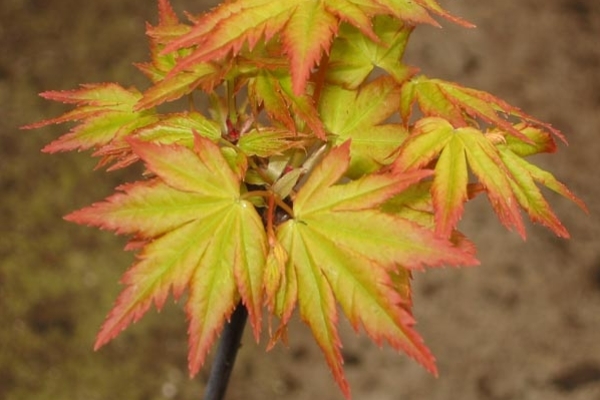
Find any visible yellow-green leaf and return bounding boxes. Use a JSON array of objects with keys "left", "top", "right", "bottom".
[
  {"left": 320, "top": 76, "right": 407, "bottom": 176},
  {"left": 275, "top": 142, "right": 477, "bottom": 394},
  {"left": 69, "top": 136, "right": 268, "bottom": 375}
]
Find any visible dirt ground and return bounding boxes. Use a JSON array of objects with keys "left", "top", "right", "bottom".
[{"left": 1, "top": 1, "right": 599, "bottom": 399}]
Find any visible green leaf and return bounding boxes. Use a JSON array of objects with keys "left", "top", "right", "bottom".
[
  {"left": 67, "top": 136, "right": 268, "bottom": 374},
  {"left": 135, "top": 62, "right": 223, "bottom": 110},
  {"left": 400, "top": 76, "right": 565, "bottom": 143},
  {"left": 432, "top": 135, "right": 468, "bottom": 237},
  {"left": 327, "top": 16, "right": 415, "bottom": 88},
  {"left": 459, "top": 127, "right": 524, "bottom": 235},
  {"left": 395, "top": 117, "right": 523, "bottom": 236},
  {"left": 503, "top": 123, "right": 557, "bottom": 157},
  {"left": 394, "top": 117, "right": 585, "bottom": 238},
  {"left": 135, "top": 112, "right": 221, "bottom": 145},
  {"left": 319, "top": 76, "right": 408, "bottom": 176},
  {"left": 498, "top": 146, "right": 587, "bottom": 236},
  {"left": 163, "top": 0, "right": 467, "bottom": 95},
  {"left": 275, "top": 142, "right": 477, "bottom": 394},
  {"left": 498, "top": 150, "right": 569, "bottom": 237},
  {"left": 24, "top": 84, "right": 158, "bottom": 154}
]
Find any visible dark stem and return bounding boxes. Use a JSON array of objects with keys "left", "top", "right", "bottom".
[{"left": 203, "top": 302, "right": 248, "bottom": 400}]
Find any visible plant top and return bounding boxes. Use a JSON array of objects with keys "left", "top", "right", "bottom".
[{"left": 25, "top": 0, "right": 586, "bottom": 397}]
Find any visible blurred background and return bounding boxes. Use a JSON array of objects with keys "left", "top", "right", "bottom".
[{"left": 1, "top": 0, "right": 599, "bottom": 399}]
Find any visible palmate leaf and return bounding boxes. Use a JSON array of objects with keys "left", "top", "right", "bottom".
[
  {"left": 164, "top": 0, "right": 469, "bottom": 95},
  {"left": 496, "top": 126, "right": 588, "bottom": 236},
  {"left": 66, "top": 135, "right": 268, "bottom": 374},
  {"left": 23, "top": 84, "right": 159, "bottom": 154},
  {"left": 135, "top": 62, "right": 225, "bottom": 110},
  {"left": 400, "top": 76, "right": 565, "bottom": 143},
  {"left": 327, "top": 16, "right": 415, "bottom": 89},
  {"left": 319, "top": 76, "right": 407, "bottom": 176},
  {"left": 394, "top": 117, "right": 586, "bottom": 238},
  {"left": 273, "top": 142, "right": 478, "bottom": 396},
  {"left": 395, "top": 117, "right": 522, "bottom": 237},
  {"left": 90, "top": 111, "right": 222, "bottom": 171},
  {"left": 134, "top": 112, "right": 221, "bottom": 145}
]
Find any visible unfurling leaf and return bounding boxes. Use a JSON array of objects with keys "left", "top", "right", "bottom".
[{"left": 249, "top": 71, "right": 327, "bottom": 139}]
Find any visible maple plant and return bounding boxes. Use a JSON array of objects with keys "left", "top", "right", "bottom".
[{"left": 26, "top": 0, "right": 586, "bottom": 398}]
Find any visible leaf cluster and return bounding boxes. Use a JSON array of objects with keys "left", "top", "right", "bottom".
[{"left": 25, "top": 0, "right": 585, "bottom": 397}]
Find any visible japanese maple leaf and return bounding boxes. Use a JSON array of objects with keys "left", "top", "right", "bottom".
[
  {"left": 66, "top": 135, "right": 268, "bottom": 375},
  {"left": 23, "top": 84, "right": 158, "bottom": 155},
  {"left": 319, "top": 75, "right": 407, "bottom": 176},
  {"left": 400, "top": 76, "right": 565, "bottom": 143},
  {"left": 326, "top": 15, "right": 416, "bottom": 89},
  {"left": 164, "top": 0, "right": 342, "bottom": 95},
  {"left": 496, "top": 124, "right": 588, "bottom": 235},
  {"left": 94, "top": 111, "right": 223, "bottom": 171},
  {"left": 135, "top": 62, "right": 225, "bottom": 110},
  {"left": 393, "top": 117, "right": 586, "bottom": 238},
  {"left": 272, "top": 142, "right": 479, "bottom": 397},
  {"left": 163, "top": 0, "right": 469, "bottom": 95}
]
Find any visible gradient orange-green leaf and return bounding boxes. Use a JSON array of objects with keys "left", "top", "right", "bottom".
[
  {"left": 274, "top": 143, "right": 478, "bottom": 395},
  {"left": 66, "top": 136, "right": 268, "bottom": 374},
  {"left": 164, "top": 0, "right": 468, "bottom": 95},
  {"left": 394, "top": 117, "right": 583, "bottom": 238},
  {"left": 24, "top": 84, "right": 158, "bottom": 154},
  {"left": 400, "top": 76, "right": 565, "bottom": 143},
  {"left": 395, "top": 117, "right": 522, "bottom": 236}
]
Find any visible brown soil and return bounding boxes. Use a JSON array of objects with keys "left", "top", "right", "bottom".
[{"left": 1, "top": 1, "right": 599, "bottom": 399}]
